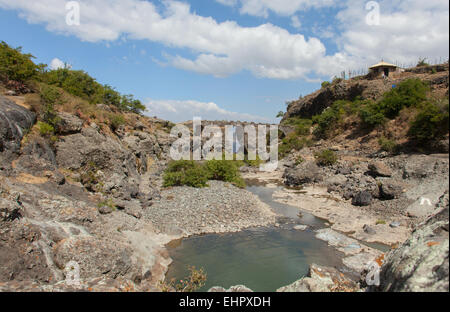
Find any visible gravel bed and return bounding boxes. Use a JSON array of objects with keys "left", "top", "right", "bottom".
[{"left": 144, "top": 180, "right": 277, "bottom": 236}]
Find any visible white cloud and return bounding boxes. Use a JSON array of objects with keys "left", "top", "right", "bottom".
[
  {"left": 145, "top": 99, "right": 270, "bottom": 123},
  {"left": 49, "top": 58, "right": 66, "bottom": 70},
  {"left": 0, "top": 0, "right": 448, "bottom": 81},
  {"left": 335, "top": 0, "right": 449, "bottom": 68}
]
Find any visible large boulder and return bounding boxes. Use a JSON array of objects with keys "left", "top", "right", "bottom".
[
  {"left": 376, "top": 192, "right": 449, "bottom": 292},
  {"left": 283, "top": 161, "right": 322, "bottom": 186},
  {"left": 56, "top": 112, "right": 84, "bottom": 135},
  {"left": 277, "top": 264, "right": 359, "bottom": 292},
  {"left": 352, "top": 191, "right": 373, "bottom": 206},
  {"left": 368, "top": 161, "right": 392, "bottom": 178}
]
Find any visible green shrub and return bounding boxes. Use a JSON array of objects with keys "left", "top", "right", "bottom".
[
  {"left": 314, "top": 149, "right": 338, "bottom": 167},
  {"left": 321, "top": 81, "right": 331, "bottom": 88},
  {"left": 276, "top": 111, "right": 285, "bottom": 118},
  {"left": 163, "top": 160, "right": 246, "bottom": 188},
  {"left": 376, "top": 220, "right": 386, "bottom": 225},
  {"left": 39, "top": 85, "right": 62, "bottom": 127},
  {"left": 408, "top": 100, "right": 449, "bottom": 143},
  {"left": 109, "top": 113, "right": 126, "bottom": 131},
  {"left": 279, "top": 133, "right": 311, "bottom": 158},
  {"left": 163, "top": 160, "right": 209, "bottom": 188},
  {"left": 378, "top": 136, "right": 398, "bottom": 153},
  {"left": 359, "top": 102, "right": 386, "bottom": 127},
  {"left": 0, "top": 41, "right": 41, "bottom": 83},
  {"left": 312, "top": 102, "right": 345, "bottom": 138},
  {"left": 205, "top": 160, "right": 245, "bottom": 188},
  {"left": 37, "top": 121, "right": 55, "bottom": 136},
  {"left": 41, "top": 68, "right": 145, "bottom": 114},
  {"left": 97, "top": 199, "right": 116, "bottom": 211},
  {"left": 378, "top": 78, "right": 429, "bottom": 119}
]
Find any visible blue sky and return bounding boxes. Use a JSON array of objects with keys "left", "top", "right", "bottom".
[{"left": 0, "top": 0, "right": 448, "bottom": 123}]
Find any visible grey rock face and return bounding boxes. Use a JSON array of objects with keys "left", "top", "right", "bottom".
[
  {"left": 283, "top": 161, "right": 322, "bottom": 186},
  {"left": 56, "top": 112, "right": 83, "bottom": 134},
  {"left": 377, "top": 192, "right": 449, "bottom": 292},
  {"left": 0, "top": 96, "right": 36, "bottom": 160}
]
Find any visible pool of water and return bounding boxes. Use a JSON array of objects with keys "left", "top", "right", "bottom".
[{"left": 165, "top": 184, "right": 346, "bottom": 292}]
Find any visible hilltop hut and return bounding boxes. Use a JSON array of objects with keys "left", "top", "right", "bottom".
[{"left": 369, "top": 61, "right": 402, "bottom": 79}]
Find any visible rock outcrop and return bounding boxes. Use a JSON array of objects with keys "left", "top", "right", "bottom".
[
  {"left": 0, "top": 96, "right": 36, "bottom": 164},
  {"left": 376, "top": 192, "right": 449, "bottom": 292},
  {"left": 282, "top": 66, "right": 449, "bottom": 121}
]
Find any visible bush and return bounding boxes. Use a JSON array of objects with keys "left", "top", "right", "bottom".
[
  {"left": 279, "top": 133, "right": 311, "bottom": 159},
  {"left": 314, "top": 149, "right": 338, "bottom": 167},
  {"left": 378, "top": 136, "right": 398, "bottom": 153},
  {"left": 37, "top": 121, "right": 55, "bottom": 136},
  {"left": 163, "top": 160, "right": 246, "bottom": 188},
  {"left": 108, "top": 113, "right": 126, "bottom": 131},
  {"left": 39, "top": 85, "right": 62, "bottom": 127},
  {"left": 312, "top": 102, "right": 345, "bottom": 138},
  {"left": 163, "top": 160, "right": 209, "bottom": 188},
  {"left": 41, "top": 68, "right": 146, "bottom": 114},
  {"left": 205, "top": 160, "right": 245, "bottom": 188},
  {"left": 0, "top": 41, "right": 41, "bottom": 84},
  {"left": 359, "top": 102, "right": 386, "bottom": 127},
  {"left": 321, "top": 81, "right": 331, "bottom": 88},
  {"left": 408, "top": 100, "right": 449, "bottom": 143},
  {"left": 378, "top": 78, "right": 429, "bottom": 119}
]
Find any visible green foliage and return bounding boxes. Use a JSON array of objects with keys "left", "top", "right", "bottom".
[
  {"left": 279, "top": 133, "right": 311, "bottom": 159},
  {"left": 37, "top": 121, "right": 55, "bottom": 136},
  {"left": 39, "top": 85, "right": 62, "bottom": 127},
  {"left": 108, "top": 113, "right": 126, "bottom": 131},
  {"left": 205, "top": 160, "right": 246, "bottom": 188},
  {"left": 314, "top": 149, "right": 338, "bottom": 167},
  {"left": 163, "top": 159, "right": 246, "bottom": 188},
  {"left": 408, "top": 100, "right": 449, "bottom": 143},
  {"left": 276, "top": 111, "right": 285, "bottom": 118},
  {"left": 359, "top": 79, "right": 429, "bottom": 127},
  {"left": 97, "top": 199, "right": 116, "bottom": 211},
  {"left": 312, "top": 102, "right": 345, "bottom": 138},
  {"left": 376, "top": 220, "right": 386, "bottom": 225},
  {"left": 378, "top": 136, "right": 399, "bottom": 153},
  {"left": 378, "top": 79, "right": 429, "bottom": 119},
  {"left": 163, "top": 160, "right": 209, "bottom": 188},
  {"left": 359, "top": 102, "right": 386, "bottom": 127},
  {"left": 0, "top": 41, "right": 41, "bottom": 83},
  {"left": 321, "top": 81, "right": 331, "bottom": 88}
]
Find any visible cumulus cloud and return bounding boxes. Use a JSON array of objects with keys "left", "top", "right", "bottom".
[
  {"left": 336, "top": 0, "right": 449, "bottom": 67},
  {"left": 49, "top": 57, "right": 67, "bottom": 70},
  {"left": 145, "top": 99, "right": 270, "bottom": 123},
  {"left": 0, "top": 0, "right": 448, "bottom": 80}
]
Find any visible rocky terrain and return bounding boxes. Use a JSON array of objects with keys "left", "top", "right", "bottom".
[
  {"left": 1, "top": 61, "right": 449, "bottom": 293},
  {"left": 0, "top": 94, "right": 278, "bottom": 292}
]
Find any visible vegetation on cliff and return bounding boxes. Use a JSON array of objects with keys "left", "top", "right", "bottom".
[
  {"left": 0, "top": 41, "right": 145, "bottom": 115},
  {"left": 279, "top": 76, "right": 449, "bottom": 158}
]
